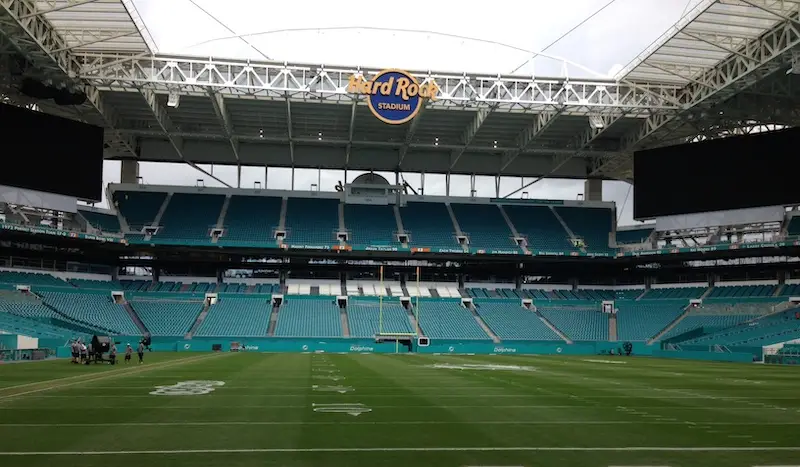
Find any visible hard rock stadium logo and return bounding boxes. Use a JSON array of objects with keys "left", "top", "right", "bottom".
[{"left": 347, "top": 69, "right": 440, "bottom": 125}]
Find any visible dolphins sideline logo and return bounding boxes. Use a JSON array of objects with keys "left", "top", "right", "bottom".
[{"left": 347, "top": 69, "right": 440, "bottom": 124}]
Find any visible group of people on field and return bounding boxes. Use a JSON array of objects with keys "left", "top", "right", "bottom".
[{"left": 70, "top": 339, "right": 145, "bottom": 365}]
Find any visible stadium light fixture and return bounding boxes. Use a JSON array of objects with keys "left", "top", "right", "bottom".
[
  {"left": 435, "top": 137, "right": 439, "bottom": 146},
  {"left": 167, "top": 89, "right": 180, "bottom": 108},
  {"left": 589, "top": 115, "right": 605, "bottom": 129},
  {"left": 259, "top": 129, "right": 264, "bottom": 138},
  {"left": 493, "top": 140, "right": 497, "bottom": 148}
]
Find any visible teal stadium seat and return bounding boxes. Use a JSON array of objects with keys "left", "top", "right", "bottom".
[
  {"left": 554, "top": 206, "right": 614, "bottom": 253},
  {"left": 69, "top": 279, "right": 123, "bottom": 290},
  {"left": 680, "top": 309, "right": 800, "bottom": 347},
  {"left": 662, "top": 313, "right": 759, "bottom": 341},
  {"left": 113, "top": 191, "right": 166, "bottom": 231},
  {"left": 39, "top": 291, "right": 139, "bottom": 335},
  {"left": 616, "top": 301, "right": 685, "bottom": 341},
  {"left": 537, "top": 304, "right": 609, "bottom": 340},
  {"left": 344, "top": 204, "right": 400, "bottom": 247},
  {"left": 707, "top": 284, "right": 776, "bottom": 298},
  {"left": 642, "top": 287, "right": 706, "bottom": 299},
  {"left": 787, "top": 217, "right": 800, "bottom": 237},
  {"left": 474, "top": 301, "right": 560, "bottom": 340},
  {"left": 274, "top": 297, "right": 342, "bottom": 337},
  {"left": 195, "top": 297, "right": 271, "bottom": 337},
  {"left": 416, "top": 300, "right": 489, "bottom": 340},
  {"left": 400, "top": 202, "right": 457, "bottom": 249},
  {"left": 284, "top": 198, "right": 340, "bottom": 245},
  {"left": 79, "top": 209, "right": 121, "bottom": 233},
  {"left": 616, "top": 227, "right": 653, "bottom": 245},
  {"left": 219, "top": 195, "right": 281, "bottom": 246},
  {"left": 503, "top": 205, "right": 575, "bottom": 253},
  {"left": 347, "top": 299, "right": 413, "bottom": 337},
  {"left": 0, "top": 271, "right": 68, "bottom": 287},
  {"left": 156, "top": 194, "right": 225, "bottom": 243},
  {"left": 450, "top": 204, "right": 518, "bottom": 251},
  {"left": 131, "top": 300, "right": 202, "bottom": 336}
]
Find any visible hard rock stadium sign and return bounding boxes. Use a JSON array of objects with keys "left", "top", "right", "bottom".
[{"left": 347, "top": 69, "right": 440, "bottom": 125}]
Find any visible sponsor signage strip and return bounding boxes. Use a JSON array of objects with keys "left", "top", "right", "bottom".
[{"left": 5, "top": 222, "right": 797, "bottom": 259}]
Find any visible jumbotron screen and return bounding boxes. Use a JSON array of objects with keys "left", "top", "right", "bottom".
[
  {"left": 633, "top": 127, "right": 800, "bottom": 219},
  {"left": 0, "top": 103, "right": 104, "bottom": 201}
]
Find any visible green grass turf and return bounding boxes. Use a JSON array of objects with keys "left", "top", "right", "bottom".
[{"left": 0, "top": 352, "right": 799, "bottom": 466}]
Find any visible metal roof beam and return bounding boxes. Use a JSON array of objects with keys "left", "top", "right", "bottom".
[
  {"left": 500, "top": 108, "right": 562, "bottom": 172},
  {"left": 594, "top": 10, "right": 800, "bottom": 178},
  {"left": 286, "top": 97, "right": 294, "bottom": 164},
  {"left": 449, "top": 108, "right": 490, "bottom": 170},
  {"left": 737, "top": 0, "right": 800, "bottom": 27},
  {"left": 0, "top": 0, "right": 144, "bottom": 162},
  {"left": 18, "top": 0, "right": 99, "bottom": 19},
  {"left": 76, "top": 54, "right": 683, "bottom": 112},
  {"left": 208, "top": 90, "right": 239, "bottom": 162},
  {"left": 51, "top": 30, "right": 137, "bottom": 53},
  {"left": 140, "top": 87, "right": 231, "bottom": 187},
  {"left": 398, "top": 105, "right": 426, "bottom": 167},
  {"left": 345, "top": 101, "right": 357, "bottom": 166}
]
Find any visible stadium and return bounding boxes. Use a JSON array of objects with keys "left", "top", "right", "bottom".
[{"left": 0, "top": 0, "right": 800, "bottom": 465}]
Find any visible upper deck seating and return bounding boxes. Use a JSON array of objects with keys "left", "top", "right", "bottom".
[
  {"left": 156, "top": 194, "right": 225, "bottom": 243},
  {"left": 503, "top": 205, "right": 575, "bottom": 253},
  {"left": 450, "top": 203, "right": 518, "bottom": 251},
  {"left": 284, "top": 198, "right": 340, "bottom": 245},
  {"left": 220, "top": 195, "right": 281, "bottom": 245},
  {"left": 400, "top": 202, "right": 458, "bottom": 249},
  {"left": 113, "top": 191, "right": 166, "bottom": 231}
]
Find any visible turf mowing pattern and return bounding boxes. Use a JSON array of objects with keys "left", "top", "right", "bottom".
[{"left": 0, "top": 352, "right": 799, "bottom": 467}]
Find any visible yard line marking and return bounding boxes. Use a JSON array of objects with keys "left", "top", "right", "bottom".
[
  {"left": 0, "top": 353, "right": 229, "bottom": 402},
  {"left": 2, "top": 420, "right": 799, "bottom": 428},
  {"left": 3, "top": 404, "right": 794, "bottom": 411},
  {"left": 2, "top": 446, "right": 800, "bottom": 455}
]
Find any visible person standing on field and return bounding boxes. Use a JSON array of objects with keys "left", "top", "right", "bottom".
[
  {"left": 137, "top": 341, "right": 145, "bottom": 364},
  {"left": 125, "top": 344, "right": 133, "bottom": 364}
]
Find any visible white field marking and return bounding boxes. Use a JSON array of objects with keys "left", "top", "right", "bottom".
[
  {"left": 0, "top": 353, "right": 229, "bottom": 402},
  {"left": 581, "top": 359, "right": 627, "bottom": 365},
  {"left": 751, "top": 441, "right": 777, "bottom": 444},
  {"left": 312, "top": 375, "right": 344, "bottom": 381},
  {"left": 0, "top": 371, "right": 123, "bottom": 393},
  {"left": 3, "top": 404, "right": 794, "bottom": 412},
  {"left": 728, "top": 435, "right": 753, "bottom": 438},
  {"left": 311, "top": 385, "right": 354, "bottom": 394},
  {"left": 2, "top": 447, "right": 800, "bottom": 455},
  {"left": 4, "top": 420, "right": 800, "bottom": 428},
  {"left": 312, "top": 403, "right": 371, "bottom": 416}
]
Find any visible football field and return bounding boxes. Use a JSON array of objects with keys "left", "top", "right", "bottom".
[{"left": 0, "top": 352, "right": 799, "bottom": 466}]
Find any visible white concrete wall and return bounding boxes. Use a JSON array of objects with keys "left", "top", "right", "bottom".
[
  {"left": 651, "top": 282, "right": 708, "bottom": 289},
  {"left": 715, "top": 280, "right": 778, "bottom": 287},
  {"left": 16, "top": 335, "right": 38, "bottom": 350}
]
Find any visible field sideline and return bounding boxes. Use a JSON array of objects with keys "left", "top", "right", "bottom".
[{"left": 0, "top": 352, "right": 798, "bottom": 466}]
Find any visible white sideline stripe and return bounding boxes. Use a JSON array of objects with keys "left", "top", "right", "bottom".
[
  {"left": 2, "top": 447, "right": 800, "bottom": 456},
  {"left": 0, "top": 354, "right": 227, "bottom": 402},
  {"left": 1, "top": 420, "right": 799, "bottom": 427},
  {"left": 2, "top": 404, "right": 792, "bottom": 411}
]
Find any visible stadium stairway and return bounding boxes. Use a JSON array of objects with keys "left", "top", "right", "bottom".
[
  {"left": 267, "top": 302, "right": 280, "bottom": 336},
  {"left": 700, "top": 286, "right": 714, "bottom": 300},
  {"left": 340, "top": 303, "right": 350, "bottom": 337},
  {"left": 549, "top": 206, "right": 584, "bottom": 253},
  {"left": 533, "top": 306, "right": 573, "bottom": 343},
  {"left": 151, "top": 193, "right": 173, "bottom": 229},
  {"left": 648, "top": 305, "right": 691, "bottom": 344},
  {"left": 393, "top": 205, "right": 408, "bottom": 246},
  {"left": 123, "top": 301, "right": 149, "bottom": 335},
  {"left": 609, "top": 313, "right": 618, "bottom": 341},
  {"left": 465, "top": 302, "right": 501, "bottom": 343},
  {"left": 445, "top": 204, "right": 469, "bottom": 252},
  {"left": 497, "top": 205, "right": 530, "bottom": 254},
  {"left": 405, "top": 302, "right": 424, "bottom": 336},
  {"left": 184, "top": 302, "right": 210, "bottom": 339}
]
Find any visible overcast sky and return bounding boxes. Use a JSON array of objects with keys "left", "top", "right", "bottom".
[{"left": 91, "top": 0, "right": 705, "bottom": 226}]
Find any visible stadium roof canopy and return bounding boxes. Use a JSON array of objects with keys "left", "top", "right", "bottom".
[{"left": 0, "top": 0, "right": 798, "bottom": 189}]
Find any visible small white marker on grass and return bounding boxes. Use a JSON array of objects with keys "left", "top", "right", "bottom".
[{"left": 312, "top": 403, "right": 371, "bottom": 416}]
